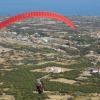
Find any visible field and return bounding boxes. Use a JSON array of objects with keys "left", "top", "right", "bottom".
[{"left": 0, "top": 39, "right": 100, "bottom": 100}]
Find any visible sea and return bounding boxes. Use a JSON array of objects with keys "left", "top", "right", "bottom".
[{"left": 0, "top": 9, "right": 100, "bottom": 17}]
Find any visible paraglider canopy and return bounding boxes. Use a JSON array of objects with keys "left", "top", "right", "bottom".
[{"left": 0, "top": 11, "right": 76, "bottom": 31}]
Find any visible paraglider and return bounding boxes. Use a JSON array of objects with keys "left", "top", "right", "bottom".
[
  {"left": 36, "top": 79, "right": 44, "bottom": 94},
  {"left": 0, "top": 11, "right": 76, "bottom": 31},
  {"left": 0, "top": 11, "right": 76, "bottom": 94}
]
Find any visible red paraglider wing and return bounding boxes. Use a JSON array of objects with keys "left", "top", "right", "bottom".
[{"left": 0, "top": 11, "right": 76, "bottom": 31}]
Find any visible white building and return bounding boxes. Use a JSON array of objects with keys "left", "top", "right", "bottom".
[
  {"left": 90, "top": 68, "right": 100, "bottom": 73},
  {"left": 54, "top": 68, "right": 62, "bottom": 73},
  {"left": 48, "top": 67, "right": 63, "bottom": 73},
  {"left": 90, "top": 50, "right": 94, "bottom": 55}
]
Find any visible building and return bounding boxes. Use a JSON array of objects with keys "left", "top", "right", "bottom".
[
  {"left": 90, "top": 68, "right": 100, "bottom": 73},
  {"left": 90, "top": 50, "right": 94, "bottom": 55},
  {"left": 48, "top": 67, "right": 63, "bottom": 73}
]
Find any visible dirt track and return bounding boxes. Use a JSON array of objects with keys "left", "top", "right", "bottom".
[
  {"left": 0, "top": 94, "right": 15, "bottom": 100},
  {"left": 45, "top": 94, "right": 72, "bottom": 100},
  {"left": 50, "top": 78, "right": 76, "bottom": 84}
]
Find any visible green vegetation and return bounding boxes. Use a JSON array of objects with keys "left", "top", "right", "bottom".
[
  {"left": 0, "top": 61, "right": 99, "bottom": 100},
  {"left": 0, "top": 40, "right": 98, "bottom": 100}
]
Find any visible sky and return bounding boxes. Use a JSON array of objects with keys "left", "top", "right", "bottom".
[{"left": 0, "top": 0, "right": 100, "bottom": 16}]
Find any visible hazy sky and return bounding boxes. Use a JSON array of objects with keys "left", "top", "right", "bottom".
[{"left": 0, "top": 0, "right": 100, "bottom": 16}]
